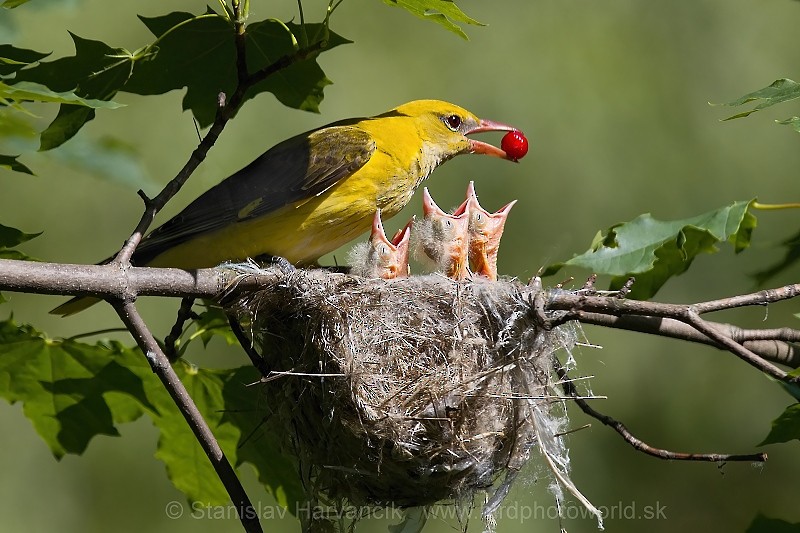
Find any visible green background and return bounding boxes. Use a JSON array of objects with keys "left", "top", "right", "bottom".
[{"left": 2, "top": 0, "right": 800, "bottom": 532}]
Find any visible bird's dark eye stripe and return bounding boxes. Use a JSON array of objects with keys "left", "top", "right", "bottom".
[{"left": 443, "top": 114, "right": 462, "bottom": 131}]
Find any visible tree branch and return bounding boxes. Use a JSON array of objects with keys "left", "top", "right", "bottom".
[
  {"left": 2, "top": 258, "right": 797, "bottom": 492},
  {"left": 546, "top": 285, "right": 800, "bottom": 381},
  {"left": 2, "top": 258, "right": 798, "bottom": 371},
  {"left": 114, "top": 300, "right": 262, "bottom": 533},
  {"left": 574, "top": 313, "right": 800, "bottom": 368},
  {"left": 0, "top": 259, "right": 275, "bottom": 299}
]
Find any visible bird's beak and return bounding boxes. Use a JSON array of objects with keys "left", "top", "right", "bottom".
[
  {"left": 391, "top": 218, "right": 414, "bottom": 247},
  {"left": 465, "top": 119, "right": 519, "bottom": 160},
  {"left": 422, "top": 187, "right": 449, "bottom": 218},
  {"left": 452, "top": 198, "right": 469, "bottom": 217},
  {"left": 371, "top": 209, "right": 394, "bottom": 249}
]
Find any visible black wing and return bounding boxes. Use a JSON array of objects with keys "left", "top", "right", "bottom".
[{"left": 134, "top": 124, "right": 376, "bottom": 265}]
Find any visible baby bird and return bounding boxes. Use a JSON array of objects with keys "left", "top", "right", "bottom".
[
  {"left": 351, "top": 209, "right": 412, "bottom": 279},
  {"left": 417, "top": 187, "right": 471, "bottom": 280},
  {"left": 463, "top": 181, "right": 516, "bottom": 281}
]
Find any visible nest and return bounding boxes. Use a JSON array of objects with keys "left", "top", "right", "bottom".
[{"left": 227, "top": 266, "right": 602, "bottom": 529}]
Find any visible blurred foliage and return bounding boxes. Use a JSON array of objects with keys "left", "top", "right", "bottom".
[
  {"left": 1, "top": 1, "right": 800, "bottom": 533},
  {"left": 759, "top": 402, "right": 800, "bottom": 446},
  {"left": 753, "top": 225, "right": 800, "bottom": 286},
  {"left": 746, "top": 513, "right": 800, "bottom": 533}
]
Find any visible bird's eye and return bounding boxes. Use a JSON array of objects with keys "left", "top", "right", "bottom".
[{"left": 443, "top": 114, "right": 462, "bottom": 131}]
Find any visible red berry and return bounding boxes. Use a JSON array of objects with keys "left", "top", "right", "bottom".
[{"left": 501, "top": 130, "right": 528, "bottom": 161}]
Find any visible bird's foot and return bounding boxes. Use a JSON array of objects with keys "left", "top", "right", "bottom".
[{"left": 253, "top": 254, "right": 297, "bottom": 275}]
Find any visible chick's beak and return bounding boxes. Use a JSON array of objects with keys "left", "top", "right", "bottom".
[
  {"left": 371, "top": 210, "right": 394, "bottom": 249},
  {"left": 465, "top": 119, "right": 519, "bottom": 160}
]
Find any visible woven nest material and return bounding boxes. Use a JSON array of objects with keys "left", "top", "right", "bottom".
[{"left": 227, "top": 266, "right": 602, "bottom": 528}]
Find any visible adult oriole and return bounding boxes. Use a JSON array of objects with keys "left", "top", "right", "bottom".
[{"left": 53, "top": 100, "right": 518, "bottom": 315}]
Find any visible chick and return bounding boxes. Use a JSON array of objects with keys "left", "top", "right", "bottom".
[
  {"left": 464, "top": 181, "right": 517, "bottom": 281},
  {"left": 417, "top": 187, "right": 471, "bottom": 280},
  {"left": 350, "top": 209, "right": 411, "bottom": 279}
]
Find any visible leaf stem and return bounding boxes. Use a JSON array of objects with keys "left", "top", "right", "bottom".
[{"left": 751, "top": 201, "right": 800, "bottom": 211}]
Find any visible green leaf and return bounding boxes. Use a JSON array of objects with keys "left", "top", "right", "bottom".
[
  {"left": 1, "top": 0, "right": 34, "bottom": 7},
  {"left": 248, "top": 21, "right": 351, "bottom": 113},
  {"left": 0, "top": 44, "right": 49, "bottom": 76},
  {"left": 191, "top": 308, "right": 238, "bottom": 349},
  {"left": 16, "top": 33, "right": 135, "bottom": 98},
  {"left": 126, "top": 12, "right": 349, "bottom": 126},
  {"left": 143, "top": 361, "right": 304, "bottom": 507},
  {"left": 544, "top": 200, "right": 756, "bottom": 300},
  {"left": 0, "top": 318, "right": 154, "bottom": 458},
  {"left": 381, "top": 0, "right": 483, "bottom": 39},
  {"left": 0, "top": 81, "right": 123, "bottom": 109},
  {"left": 38, "top": 106, "right": 95, "bottom": 152},
  {"left": 716, "top": 78, "right": 800, "bottom": 122},
  {"left": 0, "top": 221, "right": 40, "bottom": 259},
  {"left": 777, "top": 379, "right": 800, "bottom": 403},
  {"left": 0, "top": 315, "right": 304, "bottom": 507},
  {"left": 0, "top": 293, "right": 6, "bottom": 304},
  {"left": 124, "top": 12, "right": 236, "bottom": 127},
  {"left": 732, "top": 209, "right": 757, "bottom": 253},
  {"left": 746, "top": 513, "right": 800, "bottom": 533},
  {"left": 759, "top": 403, "right": 800, "bottom": 445},
  {"left": 752, "top": 227, "right": 800, "bottom": 286},
  {"left": 15, "top": 33, "right": 136, "bottom": 149},
  {"left": 148, "top": 362, "right": 238, "bottom": 505},
  {"left": 221, "top": 366, "right": 305, "bottom": 511},
  {"left": 0, "top": 222, "right": 40, "bottom": 248},
  {"left": 0, "top": 153, "right": 33, "bottom": 174}
]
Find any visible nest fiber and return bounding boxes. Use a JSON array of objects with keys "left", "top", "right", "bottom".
[{"left": 228, "top": 267, "right": 599, "bottom": 524}]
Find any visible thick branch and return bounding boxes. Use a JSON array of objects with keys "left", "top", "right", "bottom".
[
  {"left": 0, "top": 259, "right": 274, "bottom": 299},
  {"left": 2, "top": 258, "right": 798, "bottom": 371}
]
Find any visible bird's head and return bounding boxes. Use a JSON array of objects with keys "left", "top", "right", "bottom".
[
  {"left": 464, "top": 181, "right": 517, "bottom": 246},
  {"left": 420, "top": 187, "right": 470, "bottom": 280},
  {"left": 365, "top": 209, "right": 411, "bottom": 279},
  {"left": 390, "top": 100, "right": 520, "bottom": 163}
]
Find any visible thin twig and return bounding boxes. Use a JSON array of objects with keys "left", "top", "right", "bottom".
[
  {"left": 164, "top": 297, "right": 197, "bottom": 362},
  {"left": 114, "top": 301, "right": 262, "bottom": 533},
  {"left": 683, "top": 308, "right": 790, "bottom": 381},
  {"left": 554, "top": 363, "right": 767, "bottom": 463},
  {"left": 228, "top": 314, "right": 270, "bottom": 377}
]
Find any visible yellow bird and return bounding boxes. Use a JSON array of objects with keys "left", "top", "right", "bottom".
[{"left": 52, "top": 100, "right": 518, "bottom": 315}]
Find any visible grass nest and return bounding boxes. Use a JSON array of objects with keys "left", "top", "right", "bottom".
[{"left": 226, "top": 266, "right": 602, "bottom": 529}]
